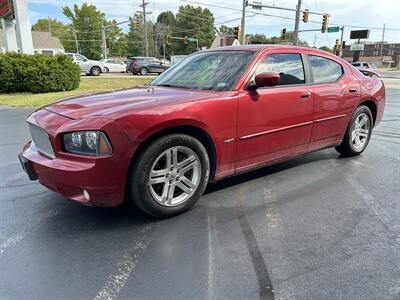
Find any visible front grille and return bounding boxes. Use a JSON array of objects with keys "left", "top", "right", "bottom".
[{"left": 29, "top": 124, "right": 55, "bottom": 158}]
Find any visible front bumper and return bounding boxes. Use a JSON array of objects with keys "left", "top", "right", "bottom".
[{"left": 19, "top": 141, "right": 125, "bottom": 207}]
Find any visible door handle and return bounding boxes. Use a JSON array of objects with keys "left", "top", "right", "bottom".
[
  {"left": 300, "top": 94, "right": 311, "bottom": 100},
  {"left": 349, "top": 88, "right": 357, "bottom": 93}
]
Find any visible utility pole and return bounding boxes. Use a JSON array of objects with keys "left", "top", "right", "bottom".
[
  {"left": 74, "top": 31, "right": 79, "bottom": 53},
  {"left": 339, "top": 26, "right": 344, "bottom": 57},
  {"left": 380, "top": 23, "right": 385, "bottom": 62},
  {"left": 140, "top": 0, "right": 149, "bottom": 57},
  {"left": 48, "top": 17, "right": 52, "bottom": 36},
  {"left": 313, "top": 34, "right": 316, "bottom": 47},
  {"left": 101, "top": 19, "right": 107, "bottom": 59},
  {"left": 293, "top": 0, "right": 302, "bottom": 45},
  {"left": 240, "top": 0, "right": 246, "bottom": 45}
]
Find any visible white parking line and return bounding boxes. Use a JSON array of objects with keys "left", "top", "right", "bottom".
[
  {"left": 0, "top": 209, "right": 59, "bottom": 255},
  {"left": 94, "top": 224, "right": 158, "bottom": 300}
]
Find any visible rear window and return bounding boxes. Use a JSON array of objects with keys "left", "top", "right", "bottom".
[
  {"left": 309, "top": 55, "right": 343, "bottom": 84},
  {"left": 351, "top": 62, "right": 361, "bottom": 67}
]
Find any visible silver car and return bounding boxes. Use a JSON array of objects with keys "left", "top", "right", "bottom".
[{"left": 65, "top": 53, "right": 105, "bottom": 76}]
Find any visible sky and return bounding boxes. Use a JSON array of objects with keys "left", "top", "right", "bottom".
[{"left": 27, "top": 0, "right": 400, "bottom": 48}]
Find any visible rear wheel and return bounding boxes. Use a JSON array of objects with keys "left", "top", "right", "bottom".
[
  {"left": 336, "top": 105, "right": 373, "bottom": 156},
  {"left": 129, "top": 134, "right": 210, "bottom": 218}
]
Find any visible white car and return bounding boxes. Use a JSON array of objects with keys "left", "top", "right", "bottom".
[
  {"left": 350, "top": 61, "right": 377, "bottom": 70},
  {"left": 65, "top": 53, "right": 106, "bottom": 76},
  {"left": 100, "top": 59, "right": 127, "bottom": 73}
]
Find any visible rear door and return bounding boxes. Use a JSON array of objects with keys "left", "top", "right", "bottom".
[
  {"left": 236, "top": 51, "right": 314, "bottom": 172},
  {"left": 307, "top": 54, "right": 360, "bottom": 145}
]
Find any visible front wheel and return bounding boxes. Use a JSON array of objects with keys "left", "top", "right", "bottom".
[
  {"left": 139, "top": 67, "right": 148, "bottom": 76},
  {"left": 336, "top": 105, "right": 373, "bottom": 156},
  {"left": 129, "top": 134, "right": 210, "bottom": 218},
  {"left": 90, "top": 66, "right": 101, "bottom": 76}
]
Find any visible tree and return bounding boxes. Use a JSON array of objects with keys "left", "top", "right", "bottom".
[
  {"left": 106, "top": 20, "right": 128, "bottom": 57},
  {"left": 173, "top": 5, "right": 215, "bottom": 54},
  {"left": 217, "top": 25, "right": 234, "bottom": 35},
  {"left": 157, "top": 11, "right": 176, "bottom": 27},
  {"left": 318, "top": 46, "right": 332, "bottom": 53},
  {"left": 31, "top": 18, "right": 75, "bottom": 52},
  {"left": 248, "top": 32, "right": 308, "bottom": 46},
  {"left": 126, "top": 15, "right": 155, "bottom": 57},
  {"left": 62, "top": 4, "right": 105, "bottom": 59}
]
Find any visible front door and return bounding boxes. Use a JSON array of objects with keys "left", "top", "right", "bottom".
[{"left": 236, "top": 52, "right": 314, "bottom": 173}]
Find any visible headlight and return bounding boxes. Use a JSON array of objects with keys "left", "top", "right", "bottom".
[{"left": 63, "top": 131, "right": 112, "bottom": 156}]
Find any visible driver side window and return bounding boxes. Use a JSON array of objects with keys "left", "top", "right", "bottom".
[{"left": 255, "top": 53, "right": 305, "bottom": 85}]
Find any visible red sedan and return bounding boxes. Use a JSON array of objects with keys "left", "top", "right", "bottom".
[{"left": 19, "top": 45, "right": 385, "bottom": 218}]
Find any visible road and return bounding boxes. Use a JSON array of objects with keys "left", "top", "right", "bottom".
[{"left": 0, "top": 79, "right": 399, "bottom": 300}]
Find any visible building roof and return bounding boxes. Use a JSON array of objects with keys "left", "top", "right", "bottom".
[{"left": 0, "top": 30, "right": 64, "bottom": 50}]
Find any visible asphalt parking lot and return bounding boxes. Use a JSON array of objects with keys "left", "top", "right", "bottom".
[{"left": 0, "top": 78, "right": 399, "bottom": 300}]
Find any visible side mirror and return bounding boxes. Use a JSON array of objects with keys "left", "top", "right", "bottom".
[{"left": 254, "top": 72, "right": 280, "bottom": 87}]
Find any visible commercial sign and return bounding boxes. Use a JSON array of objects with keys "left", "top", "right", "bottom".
[
  {"left": 0, "top": 0, "right": 13, "bottom": 18},
  {"left": 350, "top": 43, "right": 365, "bottom": 51},
  {"left": 350, "top": 30, "right": 370, "bottom": 40}
]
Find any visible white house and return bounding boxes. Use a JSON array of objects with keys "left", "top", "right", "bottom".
[{"left": 0, "top": 30, "right": 64, "bottom": 55}]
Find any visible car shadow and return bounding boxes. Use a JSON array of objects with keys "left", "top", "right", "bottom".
[{"left": 205, "top": 148, "right": 348, "bottom": 195}]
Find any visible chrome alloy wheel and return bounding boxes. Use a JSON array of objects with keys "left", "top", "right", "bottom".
[
  {"left": 351, "top": 112, "right": 370, "bottom": 151},
  {"left": 148, "top": 146, "right": 201, "bottom": 207}
]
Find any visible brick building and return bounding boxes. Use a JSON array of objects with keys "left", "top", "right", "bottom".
[{"left": 342, "top": 42, "right": 400, "bottom": 67}]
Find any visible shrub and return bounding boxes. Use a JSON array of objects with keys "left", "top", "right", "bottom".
[{"left": 0, "top": 53, "right": 80, "bottom": 93}]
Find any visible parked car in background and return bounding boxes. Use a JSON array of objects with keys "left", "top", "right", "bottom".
[
  {"left": 351, "top": 61, "right": 377, "bottom": 70},
  {"left": 126, "top": 57, "right": 170, "bottom": 75},
  {"left": 100, "top": 59, "right": 127, "bottom": 73},
  {"left": 65, "top": 53, "right": 105, "bottom": 76},
  {"left": 20, "top": 45, "right": 385, "bottom": 218}
]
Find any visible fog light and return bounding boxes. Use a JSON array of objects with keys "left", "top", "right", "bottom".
[{"left": 83, "top": 189, "right": 90, "bottom": 201}]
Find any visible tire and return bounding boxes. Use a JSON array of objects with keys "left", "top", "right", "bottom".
[
  {"left": 104, "top": 67, "right": 109, "bottom": 73},
  {"left": 139, "top": 67, "right": 148, "bottom": 76},
  {"left": 335, "top": 105, "right": 373, "bottom": 156},
  {"left": 129, "top": 134, "right": 210, "bottom": 218},
  {"left": 90, "top": 66, "right": 101, "bottom": 76}
]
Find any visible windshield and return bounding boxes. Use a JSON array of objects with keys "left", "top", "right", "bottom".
[{"left": 151, "top": 51, "right": 256, "bottom": 91}]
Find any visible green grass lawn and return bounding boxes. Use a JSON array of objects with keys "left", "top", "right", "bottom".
[{"left": 0, "top": 76, "right": 154, "bottom": 107}]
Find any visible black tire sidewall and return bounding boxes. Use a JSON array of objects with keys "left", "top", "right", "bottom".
[{"left": 130, "top": 134, "right": 210, "bottom": 218}]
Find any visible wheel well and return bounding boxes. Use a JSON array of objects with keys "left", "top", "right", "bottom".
[
  {"left": 130, "top": 125, "right": 217, "bottom": 181},
  {"left": 359, "top": 100, "right": 377, "bottom": 125}
]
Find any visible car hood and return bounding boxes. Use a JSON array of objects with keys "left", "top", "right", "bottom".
[{"left": 44, "top": 87, "right": 217, "bottom": 119}]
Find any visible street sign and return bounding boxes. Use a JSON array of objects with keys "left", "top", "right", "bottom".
[
  {"left": 350, "top": 30, "right": 370, "bottom": 39},
  {"left": 327, "top": 26, "right": 340, "bottom": 33},
  {"left": 250, "top": 1, "right": 262, "bottom": 10},
  {"left": 350, "top": 44, "right": 365, "bottom": 51},
  {"left": 0, "top": 0, "right": 13, "bottom": 18}
]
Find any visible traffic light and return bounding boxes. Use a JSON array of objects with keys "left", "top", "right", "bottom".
[
  {"left": 321, "top": 14, "right": 329, "bottom": 33},
  {"left": 183, "top": 36, "right": 188, "bottom": 44},
  {"left": 233, "top": 26, "right": 240, "bottom": 40},
  {"left": 302, "top": 9, "right": 310, "bottom": 23},
  {"left": 166, "top": 35, "right": 170, "bottom": 45},
  {"left": 342, "top": 40, "right": 346, "bottom": 50},
  {"left": 335, "top": 39, "right": 340, "bottom": 50},
  {"left": 281, "top": 28, "right": 287, "bottom": 40}
]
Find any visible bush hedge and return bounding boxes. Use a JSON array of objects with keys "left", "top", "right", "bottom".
[{"left": 0, "top": 53, "right": 80, "bottom": 93}]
